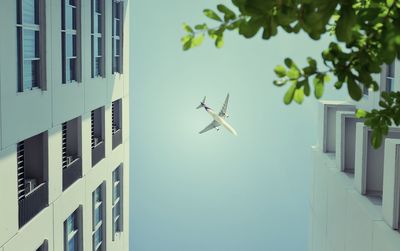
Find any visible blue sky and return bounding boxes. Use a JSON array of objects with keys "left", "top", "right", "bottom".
[{"left": 130, "top": 1, "right": 347, "bottom": 250}]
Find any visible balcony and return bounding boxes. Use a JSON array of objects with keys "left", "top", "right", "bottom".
[
  {"left": 336, "top": 111, "right": 364, "bottom": 173},
  {"left": 112, "top": 128, "right": 122, "bottom": 150},
  {"left": 18, "top": 182, "right": 48, "bottom": 228},
  {"left": 92, "top": 141, "right": 105, "bottom": 167},
  {"left": 354, "top": 124, "right": 400, "bottom": 197},
  {"left": 62, "top": 157, "right": 82, "bottom": 191},
  {"left": 318, "top": 101, "right": 355, "bottom": 153}
]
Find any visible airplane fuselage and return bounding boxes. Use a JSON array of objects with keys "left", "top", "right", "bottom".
[{"left": 204, "top": 107, "right": 237, "bottom": 135}]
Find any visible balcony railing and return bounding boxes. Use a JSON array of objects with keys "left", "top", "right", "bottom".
[
  {"left": 92, "top": 141, "right": 105, "bottom": 167},
  {"left": 112, "top": 129, "right": 122, "bottom": 150},
  {"left": 18, "top": 182, "right": 48, "bottom": 228},
  {"left": 62, "top": 157, "right": 82, "bottom": 191}
]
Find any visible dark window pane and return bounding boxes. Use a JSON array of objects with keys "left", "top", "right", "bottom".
[
  {"left": 66, "top": 58, "right": 76, "bottom": 82},
  {"left": 69, "top": 0, "right": 76, "bottom": 7},
  {"left": 95, "top": 0, "right": 101, "bottom": 13},
  {"left": 96, "top": 14, "right": 102, "bottom": 33},
  {"left": 93, "top": 226, "right": 103, "bottom": 247},
  {"left": 66, "top": 5, "right": 76, "bottom": 30},
  {"left": 96, "top": 37, "right": 102, "bottom": 56},
  {"left": 23, "top": 29, "right": 39, "bottom": 59},
  {"left": 23, "top": 0, "right": 39, "bottom": 24},
  {"left": 114, "top": 19, "right": 120, "bottom": 36},
  {"left": 66, "top": 34, "right": 76, "bottom": 57},
  {"left": 23, "top": 60, "right": 39, "bottom": 89},
  {"left": 115, "top": 39, "right": 120, "bottom": 56},
  {"left": 94, "top": 57, "right": 101, "bottom": 76},
  {"left": 113, "top": 56, "right": 120, "bottom": 73}
]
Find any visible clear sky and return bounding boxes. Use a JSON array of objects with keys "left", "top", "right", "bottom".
[{"left": 130, "top": 1, "right": 347, "bottom": 251}]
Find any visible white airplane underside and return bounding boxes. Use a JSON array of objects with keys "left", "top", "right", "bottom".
[{"left": 197, "top": 94, "right": 237, "bottom": 136}]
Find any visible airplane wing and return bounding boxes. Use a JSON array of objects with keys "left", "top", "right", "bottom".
[
  {"left": 199, "top": 120, "right": 220, "bottom": 134},
  {"left": 219, "top": 93, "right": 229, "bottom": 117}
]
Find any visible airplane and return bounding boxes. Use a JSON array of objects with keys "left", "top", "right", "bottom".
[{"left": 196, "top": 93, "right": 238, "bottom": 135}]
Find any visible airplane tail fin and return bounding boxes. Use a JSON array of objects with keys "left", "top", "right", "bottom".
[{"left": 196, "top": 96, "right": 206, "bottom": 109}]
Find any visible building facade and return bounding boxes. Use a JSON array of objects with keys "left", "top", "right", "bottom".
[
  {"left": 310, "top": 61, "right": 400, "bottom": 251},
  {"left": 0, "top": 0, "right": 130, "bottom": 250}
]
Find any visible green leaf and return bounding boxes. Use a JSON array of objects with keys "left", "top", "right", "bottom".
[
  {"left": 203, "top": 9, "right": 222, "bottom": 22},
  {"left": 195, "top": 24, "right": 207, "bottom": 30},
  {"left": 287, "top": 68, "right": 300, "bottom": 79},
  {"left": 182, "top": 38, "right": 192, "bottom": 51},
  {"left": 371, "top": 130, "right": 383, "bottom": 149},
  {"left": 239, "top": 18, "right": 263, "bottom": 38},
  {"left": 215, "top": 36, "right": 224, "bottom": 48},
  {"left": 192, "top": 34, "right": 204, "bottom": 47},
  {"left": 303, "top": 81, "right": 310, "bottom": 96},
  {"left": 217, "top": 4, "right": 236, "bottom": 21},
  {"left": 356, "top": 109, "right": 367, "bottom": 118},
  {"left": 335, "top": 5, "right": 356, "bottom": 43},
  {"left": 294, "top": 88, "right": 305, "bottom": 104},
  {"left": 274, "top": 65, "right": 286, "bottom": 78},
  {"left": 182, "top": 23, "right": 194, "bottom": 34},
  {"left": 284, "top": 83, "right": 296, "bottom": 105},
  {"left": 387, "top": 0, "right": 394, "bottom": 6},
  {"left": 273, "top": 79, "right": 288, "bottom": 87},
  {"left": 313, "top": 75, "right": 324, "bottom": 99},
  {"left": 347, "top": 77, "right": 362, "bottom": 101}
]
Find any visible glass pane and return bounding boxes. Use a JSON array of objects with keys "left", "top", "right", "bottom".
[
  {"left": 23, "top": 29, "right": 39, "bottom": 59},
  {"left": 66, "top": 5, "right": 76, "bottom": 30},
  {"left": 23, "top": 60, "right": 39, "bottom": 90},
  {"left": 23, "top": 0, "right": 39, "bottom": 24},
  {"left": 69, "top": 0, "right": 76, "bottom": 7},
  {"left": 115, "top": 39, "right": 120, "bottom": 56},
  {"left": 66, "top": 213, "right": 76, "bottom": 233},
  {"left": 95, "top": 57, "right": 101, "bottom": 76},
  {"left": 66, "top": 34, "right": 76, "bottom": 57},
  {"left": 96, "top": 14, "right": 102, "bottom": 33},
  {"left": 94, "top": 226, "right": 103, "bottom": 247},
  {"left": 66, "top": 58, "right": 76, "bottom": 82},
  {"left": 96, "top": 37, "right": 102, "bottom": 56},
  {"left": 114, "top": 19, "right": 120, "bottom": 36},
  {"left": 113, "top": 56, "right": 120, "bottom": 73},
  {"left": 94, "top": 205, "right": 102, "bottom": 226},
  {"left": 95, "top": 0, "right": 101, "bottom": 13},
  {"left": 68, "top": 235, "right": 78, "bottom": 251}
]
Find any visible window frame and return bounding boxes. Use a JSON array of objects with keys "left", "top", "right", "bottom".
[
  {"left": 61, "top": 0, "right": 82, "bottom": 84},
  {"left": 111, "top": 0, "right": 123, "bottom": 74},
  {"left": 91, "top": 0, "right": 105, "bottom": 78},
  {"left": 112, "top": 165, "right": 123, "bottom": 240},
  {"left": 64, "top": 207, "right": 82, "bottom": 251},
  {"left": 92, "top": 183, "right": 106, "bottom": 251},
  {"left": 16, "top": 0, "right": 47, "bottom": 92}
]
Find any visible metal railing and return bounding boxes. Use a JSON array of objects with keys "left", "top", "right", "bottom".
[
  {"left": 62, "top": 157, "right": 82, "bottom": 191},
  {"left": 92, "top": 141, "right": 105, "bottom": 167},
  {"left": 18, "top": 182, "right": 48, "bottom": 228},
  {"left": 112, "top": 129, "right": 122, "bottom": 150}
]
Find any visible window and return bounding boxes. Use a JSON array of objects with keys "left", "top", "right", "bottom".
[
  {"left": 64, "top": 208, "right": 82, "bottom": 251},
  {"left": 92, "top": 184, "right": 105, "bottom": 251},
  {"left": 112, "top": 99, "right": 122, "bottom": 149},
  {"left": 17, "top": 132, "right": 49, "bottom": 228},
  {"left": 36, "top": 240, "right": 48, "bottom": 251},
  {"left": 62, "top": 117, "right": 82, "bottom": 191},
  {"left": 91, "top": 0, "right": 105, "bottom": 78},
  {"left": 91, "top": 107, "right": 105, "bottom": 166},
  {"left": 112, "top": 165, "right": 123, "bottom": 239},
  {"left": 112, "top": 0, "right": 123, "bottom": 74},
  {"left": 386, "top": 62, "right": 395, "bottom": 92},
  {"left": 17, "top": 0, "right": 46, "bottom": 92},
  {"left": 62, "top": 0, "right": 81, "bottom": 83}
]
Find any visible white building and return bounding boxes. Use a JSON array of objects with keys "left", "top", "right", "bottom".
[
  {"left": 0, "top": 0, "right": 130, "bottom": 250},
  {"left": 310, "top": 61, "right": 400, "bottom": 251}
]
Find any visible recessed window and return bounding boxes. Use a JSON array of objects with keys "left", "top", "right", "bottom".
[
  {"left": 17, "top": 132, "right": 49, "bottom": 228},
  {"left": 36, "top": 240, "right": 48, "bottom": 251},
  {"left": 112, "top": 0, "right": 123, "bottom": 74},
  {"left": 385, "top": 62, "right": 395, "bottom": 92},
  {"left": 17, "top": 0, "right": 46, "bottom": 92},
  {"left": 91, "top": 0, "right": 105, "bottom": 78},
  {"left": 91, "top": 107, "right": 105, "bottom": 166},
  {"left": 112, "top": 165, "right": 123, "bottom": 239},
  {"left": 62, "top": 117, "right": 82, "bottom": 190},
  {"left": 112, "top": 99, "right": 122, "bottom": 149},
  {"left": 64, "top": 208, "right": 82, "bottom": 251},
  {"left": 92, "top": 183, "right": 105, "bottom": 251},
  {"left": 62, "top": 0, "right": 81, "bottom": 83}
]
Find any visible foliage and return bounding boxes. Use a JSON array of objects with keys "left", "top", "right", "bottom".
[{"left": 181, "top": 0, "right": 400, "bottom": 148}]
